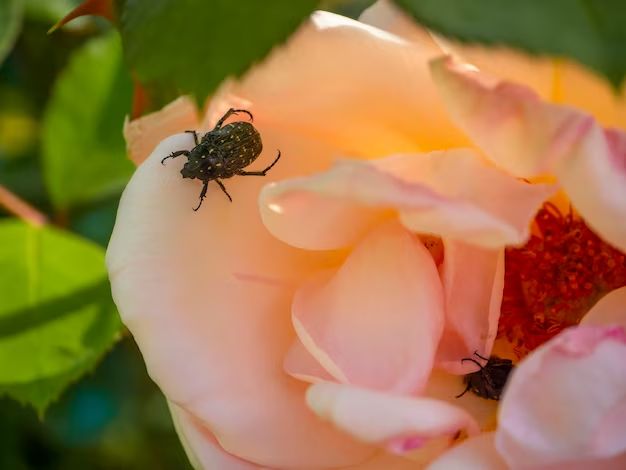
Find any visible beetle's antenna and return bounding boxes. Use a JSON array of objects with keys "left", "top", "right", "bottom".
[{"left": 461, "top": 358, "right": 484, "bottom": 370}]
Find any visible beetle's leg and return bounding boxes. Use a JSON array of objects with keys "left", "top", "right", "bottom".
[
  {"left": 236, "top": 150, "right": 281, "bottom": 176},
  {"left": 460, "top": 357, "right": 484, "bottom": 371},
  {"left": 455, "top": 381, "right": 472, "bottom": 399},
  {"left": 185, "top": 130, "right": 199, "bottom": 145},
  {"left": 161, "top": 150, "right": 190, "bottom": 165},
  {"left": 473, "top": 351, "right": 490, "bottom": 362},
  {"left": 213, "top": 108, "right": 254, "bottom": 130},
  {"left": 193, "top": 181, "right": 210, "bottom": 211},
  {"left": 215, "top": 179, "right": 233, "bottom": 202}
]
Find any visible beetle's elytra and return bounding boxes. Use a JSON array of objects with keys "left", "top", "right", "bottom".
[
  {"left": 161, "top": 108, "right": 281, "bottom": 211},
  {"left": 456, "top": 352, "right": 514, "bottom": 401}
]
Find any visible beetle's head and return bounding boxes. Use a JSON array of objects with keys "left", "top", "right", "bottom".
[{"left": 180, "top": 157, "right": 204, "bottom": 179}]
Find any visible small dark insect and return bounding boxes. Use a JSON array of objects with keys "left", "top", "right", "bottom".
[
  {"left": 161, "top": 108, "right": 281, "bottom": 211},
  {"left": 456, "top": 351, "right": 514, "bottom": 401}
]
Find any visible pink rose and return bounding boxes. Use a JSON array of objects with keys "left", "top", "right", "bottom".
[{"left": 107, "top": 2, "right": 626, "bottom": 468}]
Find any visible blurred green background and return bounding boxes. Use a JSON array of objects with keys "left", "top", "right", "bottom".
[{"left": 0, "top": 2, "right": 191, "bottom": 468}]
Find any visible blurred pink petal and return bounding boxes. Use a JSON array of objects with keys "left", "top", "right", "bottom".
[
  {"left": 536, "top": 452, "right": 626, "bottom": 470},
  {"left": 306, "top": 382, "right": 479, "bottom": 457},
  {"left": 582, "top": 286, "right": 626, "bottom": 328},
  {"left": 431, "top": 57, "right": 626, "bottom": 252},
  {"left": 124, "top": 96, "right": 199, "bottom": 165},
  {"left": 293, "top": 222, "right": 444, "bottom": 393},
  {"left": 209, "top": 11, "right": 466, "bottom": 157},
  {"left": 426, "top": 432, "right": 507, "bottom": 470},
  {"left": 169, "top": 403, "right": 259, "bottom": 470},
  {"left": 107, "top": 134, "right": 374, "bottom": 467},
  {"left": 496, "top": 325, "right": 626, "bottom": 467},
  {"left": 261, "top": 150, "right": 555, "bottom": 251},
  {"left": 437, "top": 241, "right": 504, "bottom": 374}
]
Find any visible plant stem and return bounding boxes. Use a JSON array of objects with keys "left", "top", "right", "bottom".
[{"left": 0, "top": 184, "right": 47, "bottom": 226}]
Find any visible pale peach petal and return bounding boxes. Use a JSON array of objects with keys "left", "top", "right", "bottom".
[
  {"left": 350, "top": 452, "right": 419, "bottom": 470},
  {"left": 359, "top": 0, "right": 440, "bottom": 50},
  {"left": 432, "top": 56, "right": 626, "bottom": 252},
  {"left": 431, "top": 56, "right": 581, "bottom": 177},
  {"left": 444, "top": 47, "right": 626, "bottom": 129},
  {"left": 293, "top": 222, "right": 443, "bottom": 393},
  {"left": 260, "top": 163, "right": 392, "bottom": 250},
  {"left": 168, "top": 403, "right": 259, "bottom": 470},
  {"left": 441, "top": 44, "right": 556, "bottom": 102},
  {"left": 582, "top": 286, "right": 626, "bottom": 328},
  {"left": 261, "top": 150, "right": 555, "bottom": 251},
  {"left": 496, "top": 325, "right": 626, "bottom": 467},
  {"left": 106, "top": 133, "right": 373, "bottom": 467},
  {"left": 436, "top": 241, "right": 504, "bottom": 374},
  {"left": 219, "top": 11, "right": 466, "bottom": 157},
  {"left": 426, "top": 433, "right": 507, "bottom": 470},
  {"left": 306, "top": 382, "right": 479, "bottom": 459},
  {"left": 124, "top": 96, "right": 199, "bottom": 165},
  {"left": 283, "top": 338, "right": 334, "bottom": 383}
]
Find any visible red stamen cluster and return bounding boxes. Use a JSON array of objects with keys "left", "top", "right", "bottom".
[{"left": 499, "top": 203, "right": 626, "bottom": 357}]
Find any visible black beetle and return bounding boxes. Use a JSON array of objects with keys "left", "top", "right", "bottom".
[
  {"left": 455, "top": 352, "right": 514, "bottom": 401},
  {"left": 161, "top": 108, "right": 281, "bottom": 211}
]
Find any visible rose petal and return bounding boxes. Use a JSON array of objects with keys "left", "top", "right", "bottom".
[
  {"left": 293, "top": 222, "right": 444, "bottom": 393},
  {"left": 555, "top": 126, "right": 626, "bottom": 252},
  {"left": 556, "top": 61, "right": 626, "bottom": 129},
  {"left": 423, "top": 371, "right": 499, "bottom": 432},
  {"left": 536, "top": 452, "right": 626, "bottom": 470},
  {"left": 350, "top": 452, "right": 419, "bottom": 470},
  {"left": 107, "top": 133, "right": 373, "bottom": 467},
  {"left": 362, "top": 0, "right": 556, "bottom": 103},
  {"left": 261, "top": 150, "right": 555, "bottom": 251},
  {"left": 431, "top": 57, "right": 626, "bottom": 252},
  {"left": 124, "top": 96, "right": 199, "bottom": 165},
  {"left": 436, "top": 241, "right": 504, "bottom": 374},
  {"left": 438, "top": 43, "right": 556, "bottom": 102},
  {"left": 431, "top": 56, "right": 578, "bottom": 177},
  {"left": 426, "top": 432, "right": 507, "bottom": 470},
  {"left": 284, "top": 338, "right": 334, "bottom": 383},
  {"left": 306, "top": 382, "right": 479, "bottom": 457},
  {"left": 169, "top": 403, "right": 259, "bottom": 470},
  {"left": 444, "top": 46, "right": 626, "bottom": 129},
  {"left": 218, "top": 11, "right": 466, "bottom": 157},
  {"left": 496, "top": 325, "right": 626, "bottom": 467},
  {"left": 360, "top": 0, "right": 440, "bottom": 49},
  {"left": 365, "top": 2, "right": 626, "bottom": 134},
  {"left": 582, "top": 286, "right": 626, "bottom": 328}
]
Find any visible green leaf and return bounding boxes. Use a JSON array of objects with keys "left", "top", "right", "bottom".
[
  {"left": 0, "top": 220, "right": 121, "bottom": 415},
  {"left": 25, "top": 0, "right": 84, "bottom": 26},
  {"left": 319, "top": 0, "right": 376, "bottom": 19},
  {"left": 394, "top": 0, "right": 626, "bottom": 87},
  {"left": 120, "top": 0, "right": 318, "bottom": 100},
  {"left": 42, "top": 31, "right": 134, "bottom": 211},
  {"left": 0, "top": 0, "right": 23, "bottom": 65}
]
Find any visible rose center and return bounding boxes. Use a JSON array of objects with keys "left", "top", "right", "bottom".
[{"left": 498, "top": 203, "right": 626, "bottom": 357}]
